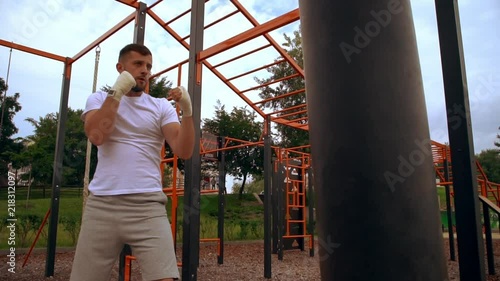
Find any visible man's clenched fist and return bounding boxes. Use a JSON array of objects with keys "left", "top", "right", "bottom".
[
  {"left": 167, "top": 86, "right": 192, "bottom": 117},
  {"left": 108, "top": 71, "right": 136, "bottom": 102}
]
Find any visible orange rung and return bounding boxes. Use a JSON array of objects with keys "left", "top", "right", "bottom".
[
  {"left": 124, "top": 255, "right": 136, "bottom": 281},
  {"left": 200, "top": 238, "right": 221, "bottom": 257}
]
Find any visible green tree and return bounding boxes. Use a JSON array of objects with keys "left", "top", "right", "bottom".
[
  {"left": 256, "top": 29, "right": 309, "bottom": 149},
  {"left": 477, "top": 149, "right": 500, "bottom": 183},
  {"left": 495, "top": 126, "right": 500, "bottom": 149},
  {"left": 0, "top": 77, "right": 23, "bottom": 178},
  {"left": 203, "top": 101, "right": 264, "bottom": 198},
  {"left": 22, "top": 108, "right": 97, "bottom": 186}
]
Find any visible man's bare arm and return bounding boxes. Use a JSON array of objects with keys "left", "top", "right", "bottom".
[
  {"left": 84, "top": 98, "right": 120, "bottom": 146},
  {"left": 162, "top": 116, "right": 195, "bottom": 159},
  {"left": 162, "top": 86, "right": 195, "bottom": 159},
  {"left": 84, "top": 71, "right": 135, "bottom": 146}
]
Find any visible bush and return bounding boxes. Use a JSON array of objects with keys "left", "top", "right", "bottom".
[
  {"left": 60, "top": 215, "right": 81, "bottom": 246},
  {"left": 16, "top": 214, "right": 42, "bottom": 247}
]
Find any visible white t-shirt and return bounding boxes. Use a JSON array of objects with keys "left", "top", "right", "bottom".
[{"left": 82, "top": 91, "right": 179, "bottom": 195}]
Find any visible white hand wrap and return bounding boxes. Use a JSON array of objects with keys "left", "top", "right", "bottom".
[
  {"left": 177, "top": 86, "right": 192, "bottom": 117},
  {"left": 108, "top": 71, "right": 136, "bottom": 101}
]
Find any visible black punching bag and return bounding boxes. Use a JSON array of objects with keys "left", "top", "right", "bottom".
[{"left": 299, "top": 1, "right": 449, "bottom": 280}]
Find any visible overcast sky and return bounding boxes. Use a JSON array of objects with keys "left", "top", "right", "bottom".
[{"left": 0, "top": 0, "right": 499, "bottom": 156}]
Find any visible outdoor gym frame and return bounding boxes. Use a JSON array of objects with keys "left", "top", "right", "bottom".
[{"left": 0, "top": 0, "right": 491, "bottom": 280}]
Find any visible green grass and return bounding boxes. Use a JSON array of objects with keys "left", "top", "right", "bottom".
[{"left": 0, "top": 187, "right": 264, "bottom": 249}]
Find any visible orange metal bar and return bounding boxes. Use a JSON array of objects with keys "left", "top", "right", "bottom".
[
  {"left": 437, "top": 181, "right": 454, "bottom": 186},
  {"left": 183, "top": 9, "right": 240, "bottom": 41},
  {"left": 285, "top": 144, "right": 311, "bottom": 151},
  {"left": 280, "top": 116, "right": 308, "bottom": 125},
  {"left": 212, "top": 44, "right": 272, "bottom": 69},
  {"left": 269, "top": 103, "right": 307, "bottom": 116},
  {"left": 231, "top": 0, "right": 305, "bottom": 78},
  {"left": 199, "top": 8, "right": 300, "bottom": 61},
  {"left": 253, "top": 88, "right": 306, "bottom": 106},
  {"left": 0, "top": 40, "right": 66, "bottom": 62},
  {"left": 476, "top": 160, "right": 496, "bottom": 199},
  {"left": 205, "top": 9, "right": 239, "bottom": 30},
  {"left": 273, "top": 109, "right": 308, "bottom": 120},
  {"left": 116, "top": 0, "right": 139, "bottom": 8},
  {"left": 23, "top": 208, "right": 51, "bottom": 267},
  {"left": 240, "top": 73, "right": 301, "bottom": 94},
  {"left": 72, "top": 12, "right": 136, "bottom": 62},
  {"left": 148, "top": 9, "right": 267, "bottom": 117},
  {"left": 124, "top": 255, "right": 136, "bottom": 281},
  {"left": 162, "top": 0, "right": 210, "bottom": 27},
  {"left": 200, "top": 238, "right": 221, "bottom": 257},
  {"left": 203, "top": 141, "right": 264, "bottom": 155},
  {"left": 150, "top": 59, "right": 189, "bottom": 80},
  {"left": 148, "top": 6, "right": 201, "bottom": 46},
  {"left": 149, "top": 0, "right": 163, "bottom": 10},
  {"left": 226, "top": 59, "right": 285, "bottom": 81},
  {"left": 272, "top": 120, "right": 308, "bottom": 131},
  {"left": 165, "top": 7, "right": 191, "bottom": 26},
  {"left": 206, "top": 68, "right": 267, "bottom": 116}
]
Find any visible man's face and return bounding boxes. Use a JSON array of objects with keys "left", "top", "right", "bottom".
[{"left": 117, "top": 51, "right": 152, "bottom": 92}]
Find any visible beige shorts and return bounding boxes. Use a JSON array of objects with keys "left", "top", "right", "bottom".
[{"left": 70, "top": 191, "right": 179, "bottom": 281}]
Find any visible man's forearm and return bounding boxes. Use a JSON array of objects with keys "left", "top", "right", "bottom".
[
  {"left": 175, "top": 116, "right": 195, "bottom": 159},
  {"left": 85, "top": 97, "right": 120, "bottom": 146}
]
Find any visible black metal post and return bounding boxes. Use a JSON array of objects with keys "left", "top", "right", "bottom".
[
  {"left": 435, "top": 1, "right": 485, "bottom": 280},
  {"left": 277, "top": 162, "right": 284, "bottom": 261},
  {"left": 116, "top": 6, "right": 148, "bottom": 278},
  {"left": 271, "top": 159, "right": 277, "bottom": 254},
  {"left": 482, "top": 202, "right": 495, "bottom": 275},
  {"left": 182, "top": 0, "right": 204, "bottom": 280},
  {"left": 134, "top": 2, "right": 147, "bottom": 44},
  {"left": 443, "top": 159, "right": 455, "bottom": 261},
  {"left": 263, "top": 115, "right": 272, "bottom": 278},
  {"left": 217, "top": 136, "right": 225, "bottom": 265},
  {"left": 45, "top": 59, "right": 71, "bottom": 277},
  {"left": 299, "top": 0, "right": 449, "bottom": 280},
  {"left": 307, "top": 167, "right": 314, "bottom": 257}
]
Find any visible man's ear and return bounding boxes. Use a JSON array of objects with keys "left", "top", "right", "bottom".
[{"left": 116, "top": 62, "right": 124, "bottom": 73}]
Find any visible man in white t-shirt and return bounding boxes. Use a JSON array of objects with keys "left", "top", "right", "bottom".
[{"left": 70, "top": 43, "right": 194, "bottom": 281}]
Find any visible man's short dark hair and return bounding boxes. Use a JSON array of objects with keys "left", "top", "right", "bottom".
[{"left": 119, "top": 44, "right": 152, "bottom": 61}]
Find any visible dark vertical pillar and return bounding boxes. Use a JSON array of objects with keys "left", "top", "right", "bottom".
[
  {"left": 299, "top": 1, "right": 449, "bottom": 280},
  {"left": 45, "top": 59, "right": 71, "bottom": 277},
  {"left": 182, "top": 0, "right": 204, "bottom": 280},
  {"left": 272, "top": 159, "right": 278, "bottom": 254},
  {"left": 217, "top": 136, "right": 225, "bottom": 265},
  {"left": 263, "top": 115, "right": 272, "bottom": 278},
  {"left": 307, "top": 168, "right": 314, "bottom": 257},
  {"left": 134, "top": 2, "right": 147, "bottom": 44},
  {"left": 117, "top": 6, "right": 149, "bottom": 278},
  {"left": 277, "top": 162, "right": 284, "bottom": 261},
  {"left": 482, "top": 202, "right": 495, "bottom": 275},
  {"left": 443, "top": 159, "right": 455, "bottom": 260},
  {"left": 435, "top": 1, "right": 485, "bottom": 280}
]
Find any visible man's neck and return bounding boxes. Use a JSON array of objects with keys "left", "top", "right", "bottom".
[{"left": 126, "top": 91, "right": 142, "bottom": 97}]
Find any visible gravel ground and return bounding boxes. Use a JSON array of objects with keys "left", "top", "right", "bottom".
[{"left": 0, "top": 239, "right": 499, "bottom": 280}]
